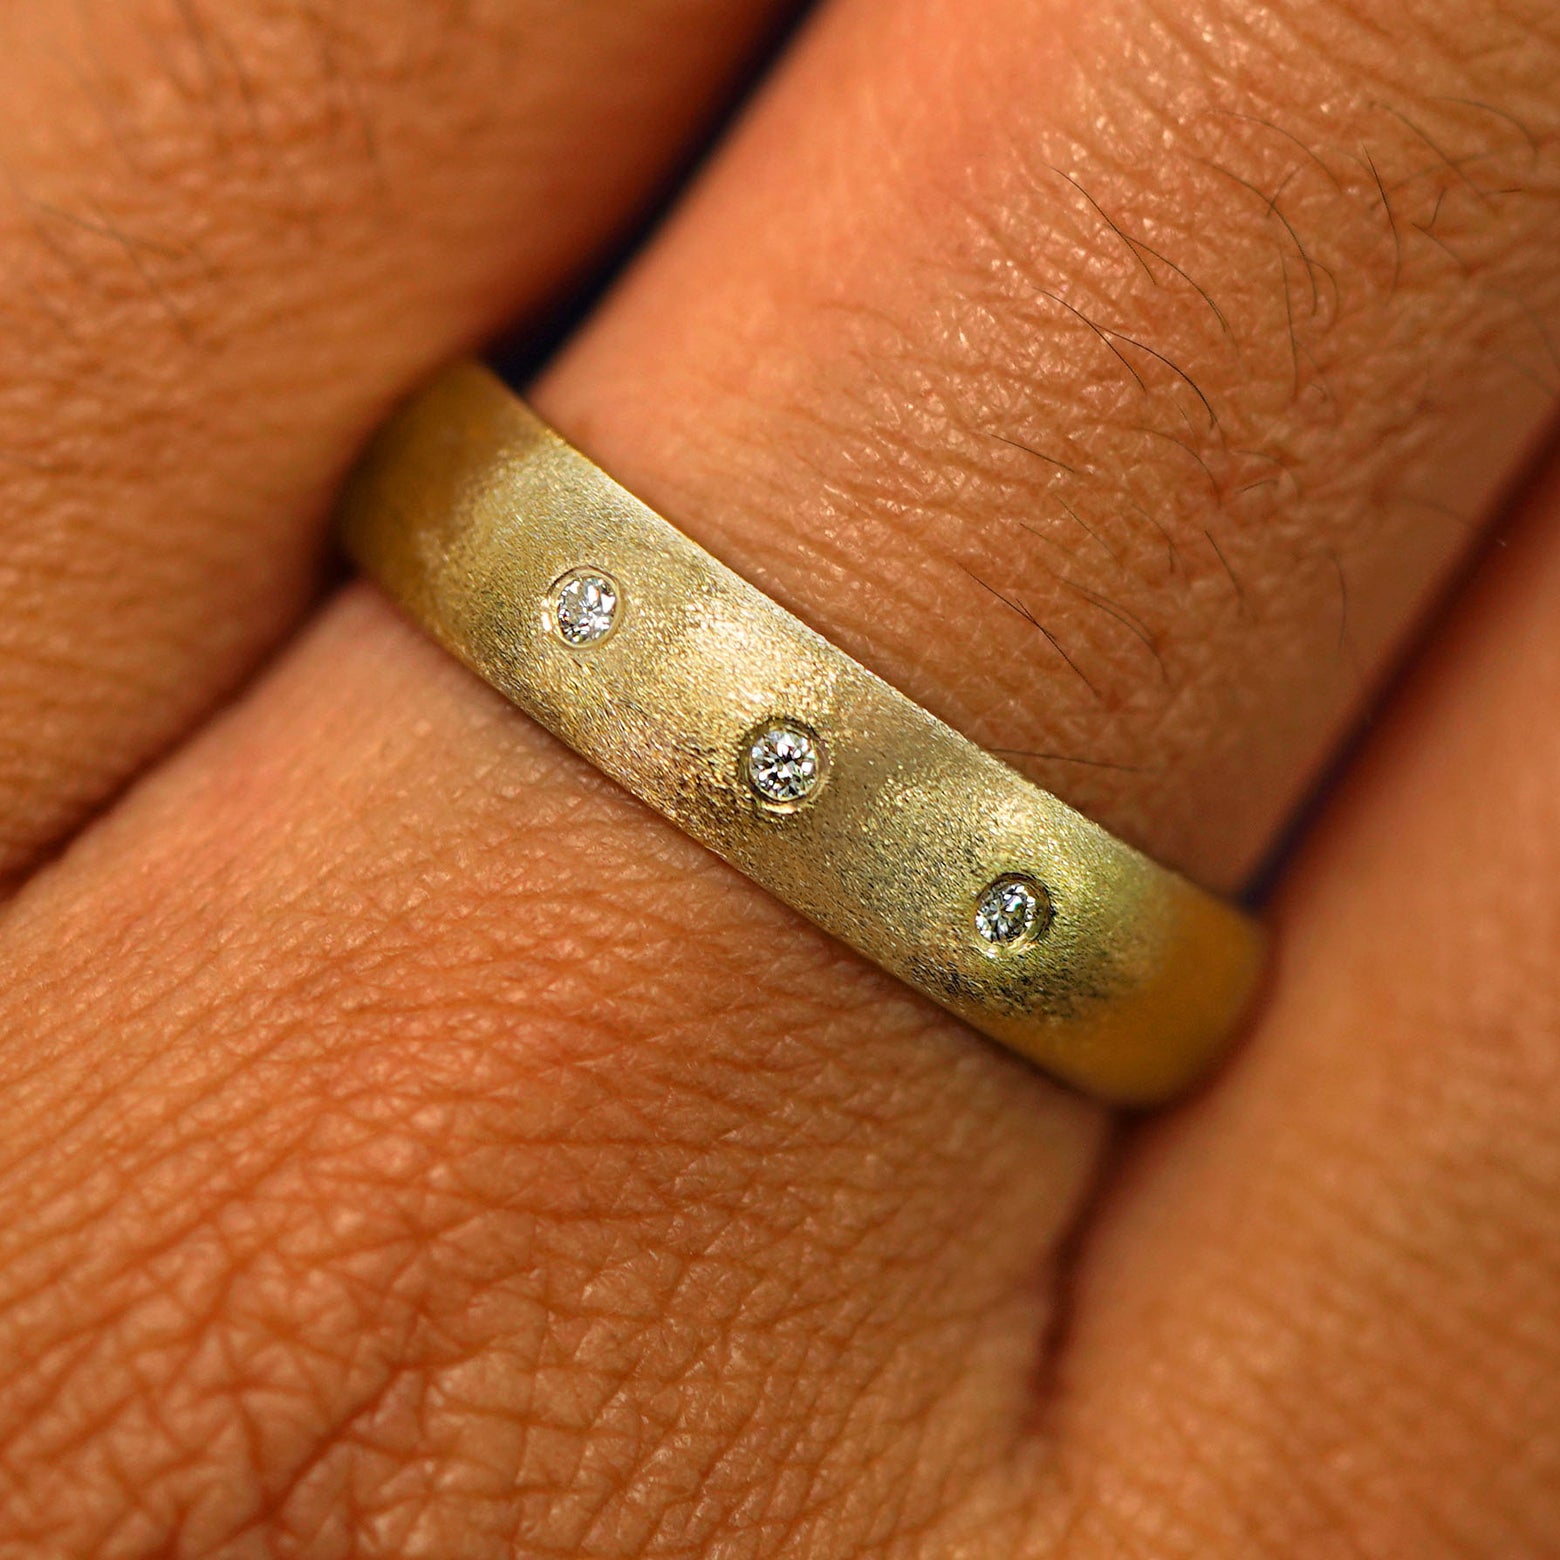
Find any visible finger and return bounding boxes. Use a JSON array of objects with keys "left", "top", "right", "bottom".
[
  {"left": 539, "top": 0, "right": 1560, "bottom": 888},
  {"left": 1048, "top": 448, "right": 1560, "bottom": 1557},
  {"left": 1, "top": 0, "right": 1558, "bottom": 1552},
  {"left": 0, "top": 0, "right": 791, "bottom": 882},
  {"left": 0, "top": 606, "right": 1106, "bottom": 1553}
]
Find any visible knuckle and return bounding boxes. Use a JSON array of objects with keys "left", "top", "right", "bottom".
[
  {"left": 0, "top": 715, "right": 1093, "bottom": 1555},
  {"left": 611, "top": 0, "right": 1560, "bottom": 883}
]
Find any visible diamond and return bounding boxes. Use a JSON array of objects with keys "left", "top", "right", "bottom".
[
  {"left": 554, "top": 570, "right": 619, "bottom": 645},
  {"left": 745, "top": 722, "right": 823, "bottom": 806},
  {"left": 974, "top": 875, "right": 1049, "bottom": 947}
]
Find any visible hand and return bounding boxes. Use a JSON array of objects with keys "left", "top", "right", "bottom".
[{"left": 1, "top": 1, "right": 1556, "bottom": 1553}]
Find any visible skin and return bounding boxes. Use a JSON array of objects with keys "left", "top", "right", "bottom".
[
  {"left": 0, "top": 0, "right": 793, "bottom": 882},
  {"left": 0, "top": 0, "right": 1556, "bottom": 1554}
]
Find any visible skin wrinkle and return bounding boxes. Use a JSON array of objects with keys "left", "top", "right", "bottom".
[
  {"left": 0, "top": 0, "right": 1557, "bottom": 1553},
  {"left": 0, "top": 0, "right": 795, "bottom": 880},
  {"left": 0, "top": 599, "right": 1098, "bottom": 1547},
  {"left": 30, "top": 1104, "right": 453, "bottom": 1545},
  {"left": 586, "top": 30, "right": 1547, "bottom": 879}
]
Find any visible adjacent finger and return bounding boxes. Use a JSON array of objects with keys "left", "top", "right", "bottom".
[
  {"left": 0, "top": 0, "right": 791, "bottom": 882},
  {"left": 0, "top": 600, "right": 1109, "bottom": 1553},
  {"left": 1048, "top": 446, "right": 1560, "bottom": 1558},
  {"left": 1, "top": 0, "right": 1558, "bottom": 1551}
]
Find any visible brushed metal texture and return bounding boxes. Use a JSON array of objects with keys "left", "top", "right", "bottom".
[{"left": 340, "top": 362, "right": 1264, "bottom": 1105}]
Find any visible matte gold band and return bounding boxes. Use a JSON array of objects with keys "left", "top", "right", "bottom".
[{"left": 339, "top": 362, "right": 1263, "bottom": 1105}]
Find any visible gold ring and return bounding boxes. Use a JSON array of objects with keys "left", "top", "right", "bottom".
[{"left": 339, "top": 362, "right": 1263, "bottom": 1105}]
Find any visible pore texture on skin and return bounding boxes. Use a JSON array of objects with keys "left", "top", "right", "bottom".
[{"left": 0, "top": 0, "right": 1554, "bottom": 1554}]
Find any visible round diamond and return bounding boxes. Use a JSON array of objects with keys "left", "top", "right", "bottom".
[
  {"left": 554, "top": 570, "right": 619, "bottom": 645},
  {"left": 974, "top": 875, "right": 1049, "bottom": 947},
  {"left": 745, "top": 722, "right": 823, "bottom": 806}
]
